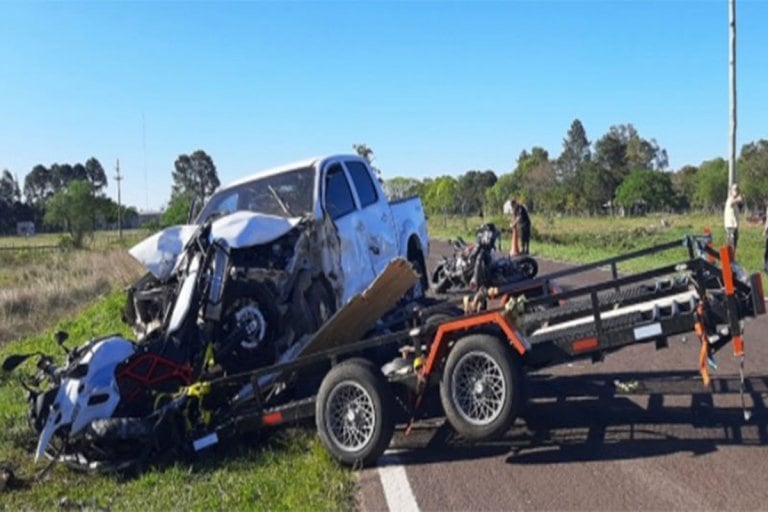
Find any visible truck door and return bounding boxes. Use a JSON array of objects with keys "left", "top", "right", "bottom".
[
  {"left": 322, "top": 162, "right": 376, "bottom": 303},
  {"left": 343, "top": 159, "right": 399, "bottom": 277}
]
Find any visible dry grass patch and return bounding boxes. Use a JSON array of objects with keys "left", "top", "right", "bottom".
[{"left": 0, "top": 249, "right": 143, "bottom": 345}]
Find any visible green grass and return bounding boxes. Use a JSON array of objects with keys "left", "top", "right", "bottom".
[
  {"left": 0, "top": 292, "right": 355, "bottom": 510},
  {"left": 429, "top": 213, "right": 766, "bottom": 275},
  {"left": 0, "top": 229, "right": 148, "bottom": 250}
]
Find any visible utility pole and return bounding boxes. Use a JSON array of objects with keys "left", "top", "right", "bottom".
[
  {"left": 729, "top": 0, "right": 737, "bottom": 187},
  {"left": 115, "top": 159, "right": 123, "bottom": 241}
]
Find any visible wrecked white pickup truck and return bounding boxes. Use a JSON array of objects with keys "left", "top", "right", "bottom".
[{"left": 123, "top": 154, "right": 429, "bottom": 376}]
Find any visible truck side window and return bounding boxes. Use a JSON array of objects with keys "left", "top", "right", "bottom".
[
  {"left": 325, "top": 163, "right": 356, "bottom": 220},
  {"left": 345, "top": 161, "right": 378, "bottom": 208}
]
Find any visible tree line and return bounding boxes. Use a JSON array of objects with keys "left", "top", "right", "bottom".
[
  {"left": 384, "top": 119, "right": 768, "bottom": 217},
  {"left": 0, "top": 158, "right": 135, "bottom": 243},
  {"left": 5, "top": 123, "right": 767, "bottom": 245},
  {"left": 0, "top": 150, "right": 221, "bottom": 246}
]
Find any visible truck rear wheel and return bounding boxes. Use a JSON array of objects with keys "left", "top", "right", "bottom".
[
  {"left": 439, "top": 334, "right": 522, "bottom": 441},
  {"left": 316, "top": 358, "right": 394, "bottom": 467}
]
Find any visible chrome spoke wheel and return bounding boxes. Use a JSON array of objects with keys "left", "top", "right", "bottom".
[
  {"left": 325, "top": 380, "right": 376, "bottom": 453},
  {"left": 451, "top": 350, "right": 506, "bottom": 426}
]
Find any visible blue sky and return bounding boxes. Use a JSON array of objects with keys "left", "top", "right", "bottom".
[{"left": 1, "top": 1, "right": 766, "bottom": 211}]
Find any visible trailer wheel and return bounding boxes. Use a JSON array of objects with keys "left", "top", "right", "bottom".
[
  {"left": 316, "top": 358, "right": 394, "bottom": 467},
  {"left": 440, "top": 334, "right": 522, "bottom": 441}
]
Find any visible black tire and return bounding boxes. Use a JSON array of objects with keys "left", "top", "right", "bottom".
[
  {"left": 516, "top": 256, "right": 538, "bottom": 279},
  {"left": 306, "top": 278, "right": 337, "bottom": 332},
  {"left": 405, "top": 251, "right": 428, "bottom": 301},
  {"left": 316, "top": 358, "right": 395, "bottom": 467},
  {"left": 431, "top": 263, "right": 451, "bottom": 293},
  {"left": 439, "top": 334, "right": 523, "bottom": 441}
]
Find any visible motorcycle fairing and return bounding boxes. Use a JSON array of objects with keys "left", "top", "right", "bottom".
[{"left": 35, "top": 337, "right": 136, "bottom": 462}]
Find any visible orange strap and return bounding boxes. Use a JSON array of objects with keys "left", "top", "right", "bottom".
[{"left": 694, "top": 302, "right": 711, "bottom": 388}]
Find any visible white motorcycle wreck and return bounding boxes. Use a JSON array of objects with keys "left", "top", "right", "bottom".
[{"left": 5, "top": 212, "right": 340, "bottom": 470}]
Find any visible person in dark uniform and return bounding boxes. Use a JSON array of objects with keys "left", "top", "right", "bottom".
[
  {"left": 516, "top": 201, "right": 531, "bottom": 255},
  {"left": 507, "top": 199, "right": 531, "bottom": 256}
]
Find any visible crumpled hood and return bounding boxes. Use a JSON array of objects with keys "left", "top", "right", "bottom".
[{"left": 129, "top": 211, "right": 303, "bottom": 280}]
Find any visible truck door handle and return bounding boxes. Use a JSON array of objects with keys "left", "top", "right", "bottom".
[{"left": 369, "top": 245, "right": 380, "bottom": 255}]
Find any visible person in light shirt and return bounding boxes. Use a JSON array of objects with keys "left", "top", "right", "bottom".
[
  {"left": 762, "top": 204, "right": 768, "bottom": 274},
  {"left": 723, "top": 183, "right": 744, "bottom": 254}
]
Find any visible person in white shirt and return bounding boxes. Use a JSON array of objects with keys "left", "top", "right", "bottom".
[
  {"left": 503, "top": 198, "right": 517, "bottom": 255},
  {"left": 762, "top": 205, "right": 768, "bottom": 273},
  {"left": 724, "top": 183, "right": 744, "bottom": 254}
]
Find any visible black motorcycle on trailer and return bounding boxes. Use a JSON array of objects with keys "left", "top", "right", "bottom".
[{"left": 430, "top": 223, "right": 538, "bottom": 293}]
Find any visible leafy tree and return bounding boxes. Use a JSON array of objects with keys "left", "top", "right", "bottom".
[
  {"left": 50, "top": 163, "right": 77, "bottom": 190},
  {"left": 693, "top": 158, "right": 728, "bottom": 211},
  {"left": 523, "top": 160, "right": 560, "bottom": 213},
  {"left": 575, "top": 162, "right": 614, "bottom": 213},
  {"left": 90, "top": 196, "right": 137, "bottom": 227},
  {"left": 738, "top": 139, "right": 768, "bottom": 207},
  {"left": 615, "top": 169, "right": 677, "bottom": 212},
  {"left": 557, "top": 119, "right": 591, "bottom": 184},
  {"left": 0, "top": 170, "right": 20, "bottom": 205},
  {"left": 0, "top": 170, "right": 22, "bottom": 234},
  {"left": 85, "top": 157, "right": 108, "bottom": 192},
  {"left": 384, "top": 177, "right": 423, "bottom": 200},
  {"left": 592, "top": 124, "right": 669, "bottom": 211},
  {"left": 24, "top": 164, "right": 53, "bottom": 205},
  {"left": 172, "top": 150, "right": 220, "bottom": 202},
  {"left": 671, "top": 165, "right": 698, "bottom": 210},
  {"left": 422, "top": 176, "right": 458, "bottom": 215},
  {"left": 43, "top": 180, "right": 96, "bottom": 247},
  {"left": 456, "top": 170, "right": 497, "bottom": 215},
  {"left": 485, "top": 172, "right": 520, "bottom": 214},
  {"left": 162, "top": 192, "right": 193, "bottom": 227},
  {"left": 353, "top": 143, "right": 375, "bottom": 163}
]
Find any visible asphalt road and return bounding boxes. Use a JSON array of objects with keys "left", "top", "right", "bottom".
[{"left": 358, "top": 239, "right": 768, "bottom": 511}]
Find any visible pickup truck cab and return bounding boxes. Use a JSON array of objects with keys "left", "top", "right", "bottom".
[
  {"left": 195, "top": 154, "right": 429, "bottom": 303},
  {"left": 125, "top": 154, "right": 429, "bottom": 361}
]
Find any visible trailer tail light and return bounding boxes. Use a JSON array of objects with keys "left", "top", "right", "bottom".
[{"left": 261, "top": 411, "right": 284, "bottom": 426}]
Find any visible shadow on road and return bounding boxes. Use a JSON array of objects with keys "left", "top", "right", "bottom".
[{"left": 386, "top": 370, "right": 768, "bottom": 467}]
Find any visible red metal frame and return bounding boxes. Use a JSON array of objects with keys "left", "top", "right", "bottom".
[
  {"left": 116, "top": 353, "right": 194, "bottom": 402},
  {"left": 421, "top": 311, "right": 527, "bottom": 381},
  {"left": 719, "top": 245, "right": 744, "bottom": 356}
]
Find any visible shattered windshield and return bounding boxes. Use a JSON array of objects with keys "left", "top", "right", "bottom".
[{"left": 196, "top": 167, "right": 316, "bottom": 223}]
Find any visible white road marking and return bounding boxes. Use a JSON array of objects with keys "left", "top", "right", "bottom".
[{"left": 378, "top": 451, "right": 420, "bottom": 512}]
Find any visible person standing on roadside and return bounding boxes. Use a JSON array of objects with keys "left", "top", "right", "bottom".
[
  {"left": 506, "top": 198, "right": 531, "bottom": 256},
  {"left": 515, "top": 200, "right": 531, "bottom": 255},
  {"left": 762, "top": 204, "right": 768, "bottom": 274},
  {"left": 724, "top": 183, "right": 744, "bottom": 255},
  {"left": 503, "top": 197, "right": 518, "bottom": 255}
]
